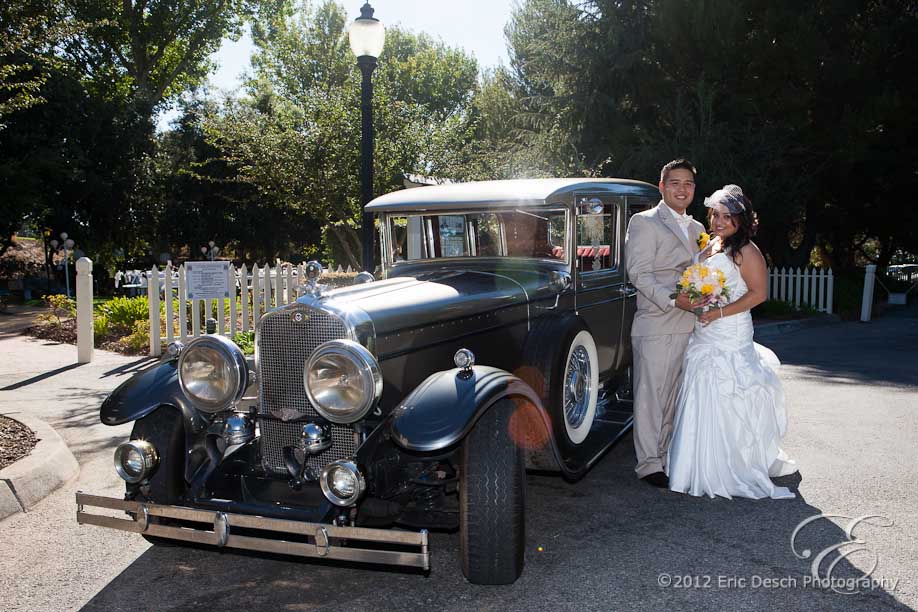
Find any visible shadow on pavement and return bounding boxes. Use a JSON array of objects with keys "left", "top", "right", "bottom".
[
  {"left": 763, "top": 317, "right": 918, "bottom": 390},
  {"left": 101, "top": 357, "right": 158, "bottom": 378},
  {"left": 77, "top": 442, "right": 907, "bottom": 612},
  {"left": 1, "top": 362, "right": 86, "bottom": 391}
]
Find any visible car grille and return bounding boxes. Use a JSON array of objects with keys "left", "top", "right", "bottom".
[{"left": 256, "top": 304, "right": 358, "bottom": 475}]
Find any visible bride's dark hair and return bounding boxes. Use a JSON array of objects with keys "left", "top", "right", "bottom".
[{"left": 705, "top": 186, "right": 758, "bottom": 265}]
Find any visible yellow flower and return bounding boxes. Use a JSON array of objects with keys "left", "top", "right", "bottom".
[
  {"left": 700, "top": 284, "right": 714, "bottom": 295},
  {"left": 697, "top": 232, "right": 710, "bottom": 250}
]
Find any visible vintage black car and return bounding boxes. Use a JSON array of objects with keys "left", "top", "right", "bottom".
[{"left": 77, "top": 178, "right": 658, "bottom": 584}]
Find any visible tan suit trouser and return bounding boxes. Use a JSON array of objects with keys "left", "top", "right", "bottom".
[{"left": 632, "top": 332, "right": 691, "bottom": 478}]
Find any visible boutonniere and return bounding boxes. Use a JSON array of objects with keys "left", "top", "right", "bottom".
[{"left": 696, "top": 232, "right": 711, "bottom": 251}]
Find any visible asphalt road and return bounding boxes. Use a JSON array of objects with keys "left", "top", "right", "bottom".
[{"left": 2, "top": 308, "right": 916, "bottom": 612}]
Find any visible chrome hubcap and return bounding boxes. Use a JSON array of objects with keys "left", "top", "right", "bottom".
[{"left": 564, "top": 345, "right": 591, "bottom": 430}]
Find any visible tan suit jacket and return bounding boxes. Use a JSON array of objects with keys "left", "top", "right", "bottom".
[{"left": 625, "top": 202, "right": 705, "bottom": 337}]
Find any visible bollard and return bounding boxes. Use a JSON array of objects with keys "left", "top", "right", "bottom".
[
  {"left": 76, "top": 257, "right": 94, "bottom": 363},
  {"left": 148, "top": 266, "right": 161, "bottom": 357},
  {"left": 860, "top": 264, "right": 877, "bottom": 322}
]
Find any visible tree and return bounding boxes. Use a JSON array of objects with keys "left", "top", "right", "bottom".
[
  {"left": 0, "top": 0, "right": 286, "bottom": 265},
  {"left": 202, "top": 0, "right": 482, "bottom": 268},
  {"left": 490, "top": 0, "right": 918, "bottom": 268}
]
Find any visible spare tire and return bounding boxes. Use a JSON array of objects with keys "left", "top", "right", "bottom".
[{"left": 519, "top": 317, "right": 599, "bottom": 453}]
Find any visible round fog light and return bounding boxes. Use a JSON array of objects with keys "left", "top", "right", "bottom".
[
  {"left": 320, "top": 460, "right": 366, "bottom": 507},
  {"left": 114, "top": 440, "right": 159, "bottom": 484}
]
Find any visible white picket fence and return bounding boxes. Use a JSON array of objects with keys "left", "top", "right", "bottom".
[
  {"left": 145, "top": 262, "right": 352, "bottom": 357},
  {"left": 144, "top": 262, "right": 834, "bottom": 356},
  {"left": 766, "top": 266, "right": 834, "bottom": 314}
]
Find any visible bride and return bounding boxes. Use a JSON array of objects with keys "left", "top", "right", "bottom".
[{"left": 667, "top": 184, "right": 797, "bottom": 500}]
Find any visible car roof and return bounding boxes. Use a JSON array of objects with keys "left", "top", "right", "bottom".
[{"left": 365, "top": 178, "right": 658, "bottom": 212}]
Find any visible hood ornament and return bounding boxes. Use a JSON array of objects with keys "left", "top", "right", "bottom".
[{"left": 299, "top": 260, "right": 327, "bottom": 298}]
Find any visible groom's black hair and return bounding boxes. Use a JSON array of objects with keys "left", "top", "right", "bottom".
[{"left": 660, "top": 159, "right": 697, "bottom": 182}]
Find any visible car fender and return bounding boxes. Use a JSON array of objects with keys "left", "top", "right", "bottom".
[
  {"left": 100, "top": 359, "right": 207, "bottom": 433},
  {"left": 387, "top": 365, "right": 565, "bottom": 470}
]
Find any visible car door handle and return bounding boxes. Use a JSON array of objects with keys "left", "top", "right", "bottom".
[{"left": 620, "top": 285, "right": 637, "bottom": 298}]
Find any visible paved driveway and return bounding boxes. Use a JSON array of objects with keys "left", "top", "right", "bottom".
[{"left": 2, "top": 308, "right": 916, "bottom": 612}]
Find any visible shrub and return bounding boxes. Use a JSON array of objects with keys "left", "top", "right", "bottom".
[
  {"left": 39, "top": 294, "right": 76, "bottom": 327},
  {"left": 93, "top": 313, "right": 111, "bottom": 340},
  {"left": 124, "top": 320, "right": 150, "bottom": 353},
  {"left": 233, "top": 330, "right": 255, "bottom": 355},
  {"left": 753, "top": 299, "right": 818, "bottom": 319},
  {"left": 103, "top": 296, "right": 149, "bottom": 332}
]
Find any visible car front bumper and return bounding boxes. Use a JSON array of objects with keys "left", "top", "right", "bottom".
[{"left": 75, "top": 491, "right": 429, "bottom": 570}]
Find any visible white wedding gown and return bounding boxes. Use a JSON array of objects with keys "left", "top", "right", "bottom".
[{"left": 667, "top": 252, "right": 797, "bottom": 500}]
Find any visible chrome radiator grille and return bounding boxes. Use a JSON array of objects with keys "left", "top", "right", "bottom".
[{"left": 256, "top": 305, "right": 357, "bottom": 475}]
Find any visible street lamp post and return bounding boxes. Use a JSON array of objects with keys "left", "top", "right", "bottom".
[
  {"left": 348, "top": 2, "right": 385, "bottom": 273},
  {"left": 201, "top": 242, "right": 220, "bottom": 261},
  {"left": 50, "top": 232, "right": 77, "bottom": 297}
]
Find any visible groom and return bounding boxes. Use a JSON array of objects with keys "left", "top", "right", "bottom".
[{"left": 624, "top": 159, "right": 705, "bottom": 488}]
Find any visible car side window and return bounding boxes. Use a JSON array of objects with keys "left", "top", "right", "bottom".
[
  {"left": 576, "top": 196, "right": 623, "bottom": 274},
  {"left": 627, "top": 195, "right": 656, "bottom": 218}
]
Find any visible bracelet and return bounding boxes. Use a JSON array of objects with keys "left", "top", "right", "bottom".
[{"left": 719, "top": 306, "right": 724, "bottom": 319}]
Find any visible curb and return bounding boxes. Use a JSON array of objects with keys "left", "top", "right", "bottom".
[
  {"left": 0, "top": 414, "right": 79, "bottom": 521},
  {"left": 753, "top": 314, "right": 842, "bottom": 340}
]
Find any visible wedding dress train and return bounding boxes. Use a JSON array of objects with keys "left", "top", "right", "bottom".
[{"left": 667, "top": 252, "right": 797, "bottom": 500}]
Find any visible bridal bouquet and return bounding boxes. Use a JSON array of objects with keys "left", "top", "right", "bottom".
[{"left": 670, "top": 263, "right": 731, "bottom": 314}]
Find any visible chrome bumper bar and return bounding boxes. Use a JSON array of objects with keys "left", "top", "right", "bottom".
[{"left": 75, "top": 491, "right": 429, "bottom": 570}]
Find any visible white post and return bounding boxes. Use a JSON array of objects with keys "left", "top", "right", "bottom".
[
  {"left": 76, "top": 257, "right": 93, "bottom": 364},
  {"left": 274, "top": 260, "right": 283, "bottom": 306},
  {"left": 178, "top": 265, "right": 188, "bottom": 343},
  {"left": 861, "top": 264, "right": 876, "bottom": 322},
  {"left": 779, "top": 267, "right": 786, "bottom": 302},
  {"left": 241, "top": 264, "right": 250, "bottom": 332},
  {"left": 228, "top": 264, "right": 237, "bottom": 337},
  {"left": 252, "top": 265, "right": 262, "bottom": 324},
  {"left": 285, "top": 264, "right": 295, "bottom": 304},
  {"left": 148, "top": 266, "right": 161, "bottom": 357},
  {"left": 802, "top": 268, "right": 810, "bottom": 308},
  {"left": 826, "top": 269, "right": 834, "bottom": 315},
  {"left": 794, "top": 267, "right": 802, "bottom": 308},
  {"left": 818, "top": 268, "right": 826, "bottom": 311},
  {"left": 811, "top": 268, "right": 818, "bottom": 307},
  {"left": 264, "top": 264, "right": 273, "bottom": 312},
  {"left": 165, "top": 262, "right": 174, "bottom": 344}
]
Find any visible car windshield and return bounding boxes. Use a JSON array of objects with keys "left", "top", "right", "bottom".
[{"left": 386, "top": 209, "right": 567, "bottom": 264}]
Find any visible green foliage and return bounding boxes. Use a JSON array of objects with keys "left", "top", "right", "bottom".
[
  {"left": 493, "top": 0, "right": 918, "bottom": 268},
  {"left": 753, "top": 300, "right": 818, "bottom": 320},
  {"left": 101, "top": 296, "right": 149, "bottom": 332},
  {"left": 93, "top": 313, "right": 110, "bottom": 342},
  {"left": 124, "top": 319, "right": 151, "bottom": 352},
  {"left": 0, "top": 0, "right": 286, "bottom": 269},
  {"left": 233, "top": 330, "right": 255, "bottom": 355},
  {"left": 40, "top": 293, "right": 75, "bottom": 326},
  {"left": 200, "top": 0, "right": 484, "bottom": 268}
]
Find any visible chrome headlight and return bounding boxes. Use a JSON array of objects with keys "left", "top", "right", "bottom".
[
  {"left": 178, "top": 335, "right": 248, "bottom": 413},
  {"left": 114, "top": 440, "right": 159, "bottom": 484},
  {"left": 304, "top": 339, "right": 382, "bottom": 424}
]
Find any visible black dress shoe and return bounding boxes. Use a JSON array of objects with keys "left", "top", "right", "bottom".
[{"left": 641, "top": 472, "right": 669, "bottom": 488}]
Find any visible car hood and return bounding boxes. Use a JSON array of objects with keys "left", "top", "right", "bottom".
[{"left": 320, "top": 268, "right": 540, "bottom": 337}]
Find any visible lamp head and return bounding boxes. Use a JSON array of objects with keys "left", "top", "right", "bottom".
[{"left": 348, "top": 2, "right": 385, "bottom": 59}]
